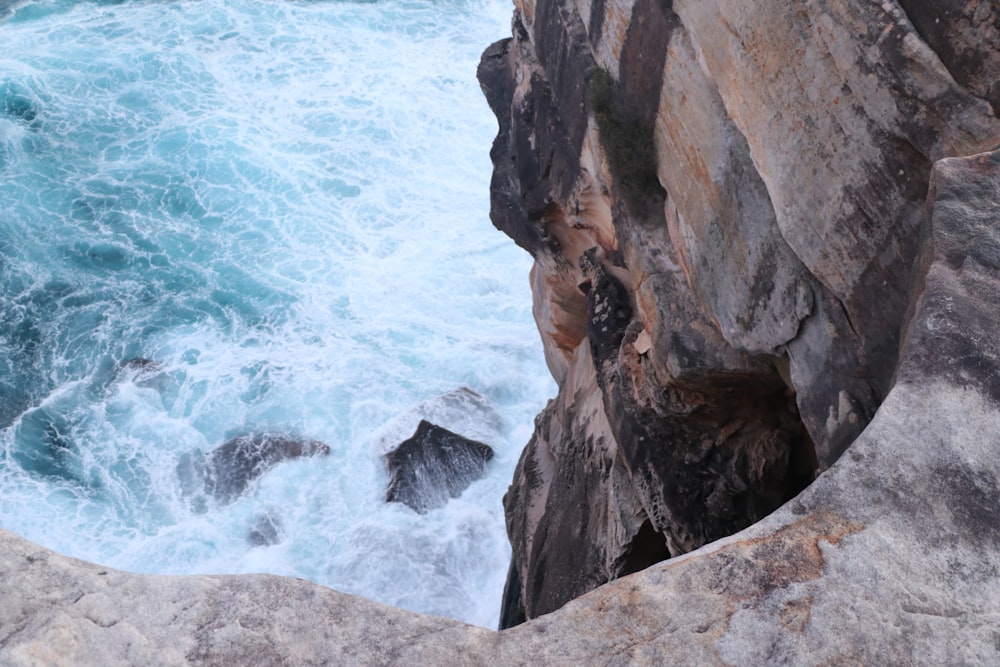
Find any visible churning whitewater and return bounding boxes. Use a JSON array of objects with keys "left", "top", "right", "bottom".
[{"left": 0, "top": 0, "right": 552, "bottom": 627}]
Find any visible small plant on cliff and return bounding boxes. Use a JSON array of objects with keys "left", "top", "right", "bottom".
[{"left": 587, "top": 68, "right": 663, "bottom": 203}]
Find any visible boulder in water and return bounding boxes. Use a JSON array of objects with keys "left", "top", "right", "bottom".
[
  {"left": 206, "top": 433, "right": 330, "bottom": 504},
  {"left": 178, "top": 433, "right": 330, "bottom": 506},
  {"left": 248, "top": 512, "right": 284, "bottom": 547},
  {"left": 370, "top": 387, "right": 504, "bottom": 457},
  {"left": 384, "top": 420, "right": 494, "bottom": 514}
]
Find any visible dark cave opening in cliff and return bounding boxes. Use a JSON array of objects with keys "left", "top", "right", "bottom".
[
  {"left": 610, "top": 354, "right": 821, "bottom": 583},
  {"left": 619, "top": 519, "right": 672, "bottom": 573}
]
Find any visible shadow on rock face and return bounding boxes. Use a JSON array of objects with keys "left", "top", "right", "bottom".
[
  {"left": 177, "top": 433, "right": 330, "bottom": 508},
  {"left": 384, "top": 420, "right": 494, "bottom": 514}
]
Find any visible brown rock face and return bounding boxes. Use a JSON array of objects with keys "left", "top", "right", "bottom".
[
  {"left": 4, "top": 150, "right": 1000, "bottom": 662},
  {"left": 480, "top": 0, "right": 1000, "bottom": 626}
]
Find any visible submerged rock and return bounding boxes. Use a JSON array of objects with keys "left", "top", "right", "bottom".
[
  {"left": 178, "top": 433, "right": 330, "bottom": 506},
  {"left": 384, "top": 420, "right": 494, "bottom": 514},
  {"left": 8, "top": 406, "right": 79, "bottom": 484},
  {"left": 117, "top": 357, "right": 159, "bottom": 375},
  {"left": 0, "top": 81, "right": 37, "bottom": 123},
  {"left": 247, "top": 512, "right": 284, "bottom": 547},
  {"left": 370, "top": 387, "right": 504, "bottom": 457}
]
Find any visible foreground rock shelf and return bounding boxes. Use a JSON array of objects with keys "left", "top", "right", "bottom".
[{"left": 4, "top": 151, "right": 1000, "bottom": 663}]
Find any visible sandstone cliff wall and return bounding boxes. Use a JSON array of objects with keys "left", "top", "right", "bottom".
[{"left": 478, "top": 0, "right": 1000, "bottom": 626}]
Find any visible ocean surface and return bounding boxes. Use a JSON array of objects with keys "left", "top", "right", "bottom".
[{"left": 0, "top": 0, "right": 553, "bottom": 628}]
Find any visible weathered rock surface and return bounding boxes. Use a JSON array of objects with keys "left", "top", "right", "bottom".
[
  {"left": 479, "top": 0, "right": 1000, "bottom": 626},
  {"left": 384, "top": 420, "right": 495, "bottom": 513},
  {"left": 2, "top": 150, "right": 1000, "bottom": 662},
  {"left": 177, "top": 433, "right": 330, "bottom": 506}
]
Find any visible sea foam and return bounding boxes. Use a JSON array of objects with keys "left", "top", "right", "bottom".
[{"left": 0, "top": 0, "right": 551, "bottom": 628}]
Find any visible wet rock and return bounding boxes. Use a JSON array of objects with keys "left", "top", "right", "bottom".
[
  {"left": 370, "top": 387, "right": 504, "bottom": 457},
  {"left": 384, "top": 420, "right": 494, "bottom": 514},
  {"left": 247, "top": 512, "right": 284, "bottom": 547},
  {"left": 178, "top": 433, "right": 330, "bottom": 506},
  {"left": 117, "top": 357, "right": 159, "bottom": 374},
  {"left": 206, "top": 433, "right": 329, "bottom": 504}
]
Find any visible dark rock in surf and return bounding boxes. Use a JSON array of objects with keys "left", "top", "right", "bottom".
[
  {"left": 248, "top": 512, "right": 284, "bottom": 547},
  {"left": 0, "top": 82, "right": 37, "bottom": 123},
  {"left": 370, "top": 387, "right": 504, "bottom": 457},
  {"left": 119, "top": 357, "right": 159, "bottom": 374},
  {"left": 112, "top": 357, "right": 162, "bottom": 384},
  {"left": 206, "top": 433, "right": 330, "bottom": 504},
  {"left": 178, "top": 433, "right": 330, "bottom": 506},
  {"left": 384, "top": 420, "right": 494, "bottom": 514}
]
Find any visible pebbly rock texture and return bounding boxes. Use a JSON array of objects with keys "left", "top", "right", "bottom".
[
  {"left": 384, "top": 420, "right": 495, "bottom": 513},
  {"left": 177, "top": 433, "right": 330, "bottom": 506},
  {"left": 3, "top": 149, "right": 1000, "bottom": 663},
  {"left": 479, "top": 0, "right": 1000, "bottom": 626}
]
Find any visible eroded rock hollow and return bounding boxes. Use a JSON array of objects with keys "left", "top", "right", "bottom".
[{"left": 478, "top": 0, "right": 1000, "bottom": 627}]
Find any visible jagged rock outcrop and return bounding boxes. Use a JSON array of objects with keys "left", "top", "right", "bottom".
[
  {"left": 383, "top": 420, "right": 495, "bottom": 513},
  {"left": 479, "top": 0, "right": 1000, "bottom": 627},
  {"left": 3, "top": 148, "right": 1000, "bottom": 663}
]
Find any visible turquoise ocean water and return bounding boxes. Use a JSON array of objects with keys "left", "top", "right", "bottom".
[{"left": 0, "top": 0, "right": 551, "bottom": 627}]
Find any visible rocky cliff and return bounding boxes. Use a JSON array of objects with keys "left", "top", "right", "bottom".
[
  {"left": 478, "top": 0, "right": 1000, "bottom": 626},
  {"left": 3, "top": 0, "right": 1000, "bottom": 664}
]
